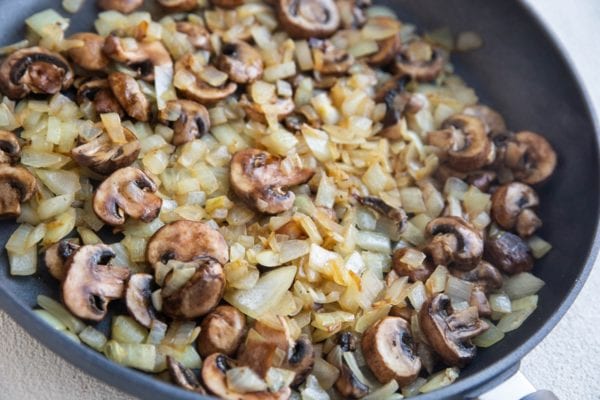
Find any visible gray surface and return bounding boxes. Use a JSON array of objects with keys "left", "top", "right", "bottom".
[{"left": 0, "top": 1, "right": 599, "bottom": 400}]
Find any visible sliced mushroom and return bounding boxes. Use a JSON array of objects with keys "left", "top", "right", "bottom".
[
  {"left": 211, "top": 0, "right": 245, "bottom": 8},
  {"left": 158, "top": 0, "right": 198, "bottom": 12},
  {"left": 97, "top": 0, "right": 143, "bottom": 13},
  {"left": 356, "top": 195, "right": 407, "bottom": 235},
  {"left": 0, "top": 130, "right": 21, "bottom": 165},
  {"left": 463, "top": 105, "right": 506, "bottom": 134},
  {"left": 44, "top": 240, "right": 80, "bottom": 282},
  {"left": 125, "top": 273, "right": 156, "bottom": 328},
  {"left": 361, "top": 316, "right": 421, "bottom": 386},
  {"left": 484, "top": 231, "right": 534, "bottom": 275},
  {"left": 174, "top": 54, "right": 237, "bottom": 105},
  {"left": 504, "top": 131, "right": 557, "bottom": 185},
  {"left": 241, "top": 95, "right": 295, "bottom": 124},
  {"left": 425, "top": 216, "right": 483, "bottom": 271},
  {"left": 158, "top": 100, "right": 211, "bottom": 146},
  {"left": 198, "top": 305, "right": 246, "bottom": 357},
  {"left": 450, "top": 261, "right": 503, "bottom": 293},
  {"left": 67, "top": 33, "right": 110, "bottom": 71},
  {"left": 332, "top": 351, "right": 369, "bottom": 399},
  {"left": 230, "top": 148, "right": 315, "bottom": 214},
  {"left": 72, "top": 128, "right": 140, "bottom": 175},
  {"left": 167, "top": 356, "right": 207, "bottom": 394},
  {"left": 470, "top": 286, "right": 491, "bottom": 318},
  {"left": 62, "top": 244, "right": 130, "bottom": 321},
  {"left": 108, "top": 72, "right": 150, "bottom": 121},
  {"left": 366, "top": 17, "right": 402, "bottom": 66},
  {"left": 0, "top": 47, "right": 74, "bottom": 100},
  {"left": 491, "top": 182, "right": 541, "bottom": 237},
  {"left": 337, "top": 0, "right": 371, "bottom": 29},
  {"left": 395, "top": 40, "right": 445, "bottom": 82},
  {"left": 92, "top": 166, "right": 162, "bottom": 226},
  {"left": 392, "top": 248, "right": 433, "bottom": 282},
  {"left": 419, "top": 294, "right": 488, "bottom": 367},
  {"left": 0, "top": 164, "right": 37, "bottom": 218},
  {"left": 77, "top": 79, "right": 125, "bottom": 117},
  {"left": 276, "top": 0, "right": 340, "bottom": 39},
  {"left": 375, "top": 77, "right": 426, "bottom": 139},
  {"left": 217, "top": 41, "right": 264, "bottom": 84},
  {"left": 310, "top": 38, "right": 354, "bottom": 75},
  {"left": 146, "top": 220, "right": 229, "bottom": 266},
  {"left": 284, "top": 336, "right": 315, "bottom": 386},
  {"left": 175, "top": 22, "right": 211, "bottom": 50},
  {"left": 467, "top": 170, "right": 497, "bottom": 192},
  {"left": 104, "top": 35, "right": 172, "bottom": 81}
]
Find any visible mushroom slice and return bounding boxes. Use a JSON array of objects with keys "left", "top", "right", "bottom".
[
  {"left": 71, "top": 128, "right": 141, "bottom": 175},
  {"left": 158, "top": 0, "right": 198, "bottom": 12},
  {"left": 104, "top": 35, "right": 172, "bottom": 81},
  {"left": 362, "top": 316, "right": 421, "bottom": 386},
  {"left": 484, "top": 231, "right": 534, "bottom": 275},
  {"left": 356, "top": 195, "right": 407, "bottom": 235},
  {"left": 211, "top": 0, "right": 245, "bottom": 8},
  {"left": 0, "top": 164, "right": 37, "bottom": 218},
  {"left": 337, "top": 0, "right": 371, "bottom": 29},
  {"left": 229, "top": 148, "right": 315, "bottom": 215},
  {"left": 470, "top": 286, "right": 492, "bottom": 318},
  {"left": 175, "top": 22, "right": 211, "bottom": 50},
  {"left": 375, "top": 77, "right": 425, "bottom": 139},
  {"left": 62, "top": 244, "right": 130, "bottom": 321},
  {"left": 0, "top": 130, "right": 21, "bottom": 164},
  {"left": 504, "top": 131, "right": 557, "bottom": 185},
  {"left": 437, "top": 114, "right": 493, "bottom": 172},
  {"left": 463, "top": 105, "right": 507, "bottom": 134},
  {"left": 217, "top": 41, "right": 264, "bottom": 84},
  {"left": 97, "top": 0, "right": 143, "bottom": 13},
  {"left": 394, "top": 40, "right": 445, "bottom": 82},
  {"left": 77, "top": 79, "right": 125, "bottom": 117},
  {"left": 0, "top": 47, "right": 74, "bottom": 100},
  {"left": 450, "top": 261, "right": 503, "bottom": 293},
  {"left": 167, "top": 356, "right": 207, "bottom": 394},
  {"left": 125, "top": 273, "right": 156, "bottom": 328},
  {"left": 67, "top": 33, "right": 110, "bottom": 71},
  {"left": 198, "top": 305, "right": 246, "bottom": 357},
  {"left": 333, "top": 353, "right": 370, "bottom": 398},
  {"left": 146, "top": 220, "right": 229, "bottom": 266},
  {"left": 309, "top": 38, "right": 354, "bottom": 75},
  {"left": 284, "top": 335, "right": 315, "bottom": 386},
  {"left": 419, "top": 294, "right": 488, "bottom": 367},
  {"left": 366, "top": 17, "right": 402, "bottom": 66},
  {"left": 108, "top": 72, "right": 150, "bottom": 122},
  {"left": 276, "top": 0, "right": 340, "bottom": 39},
  {"left": 201, "top": 353, "right": 291, "bottom": 400},
  {"left": 491, "top": 182, "right": 541, "bottom": 237},
  {"left": 174, "top": 54, "right": 238, "bottom": 105},
  {"left": 92, "top": 166, "right": 162, "bottom": 226},
  {"left": 425, "top": 216, "right": 483, "bottom": 271},
  {"left": 392, "top": 248, "right": 433, "bottom": 282},
  {"left": 241, "top": 95, "right": 295, "bottom": 124},
  {"left": 44, "top": 240, "right": 80, "bottom": 282},
  {"left": 158, "top": 100, "right": 211, "bottom": 146}
]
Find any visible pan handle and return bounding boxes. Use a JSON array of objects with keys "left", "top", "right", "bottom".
[{"left": 478, "top": 370, "right": 559, "bottom": 400}]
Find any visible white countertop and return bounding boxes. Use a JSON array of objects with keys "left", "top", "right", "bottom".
[{"left": 1, "top": 1, "right": 600, "bottom": 399}]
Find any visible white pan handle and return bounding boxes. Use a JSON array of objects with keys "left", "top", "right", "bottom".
[{"left": 479, "top": 371, "right": 559, "bottom": 400}]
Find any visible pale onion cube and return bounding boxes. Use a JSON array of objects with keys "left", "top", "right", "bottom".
[
  {"left": 315, "top": 175, "right": 336, "bottom": 209},
  {"left": 104, "top": 341, "right": 157, "bottom": 372},
  {"left": 294, "top": 40, "right": 314, "bottom": 71},
  {"left": 26, "top": 9, "right": 69, "bottom": 37},
  {"left": 400, "top": 187, "right": 427, "bottom": 213},
  {"left": 263, "top": 61, "right": 296, "bottom": 82},
  {"left": 33, "top": 309, "right": 67, "bottom": 331},
  {"left": 38, "top": 194, "right": 74, "bottom": 220},
  {"left": 503, "top": 272, "right": 545, "bottom": 299},
  {"left": 528, "top": 236, "right": 553, "bottom": 259},
  {"left": 101, "top": 113, "right": 126, "bottom": 144},
  {"left": 79, "top": 326, "right": 108, "bottom": 352},
  {"left": 8, "top": 246, "right": 37, "bottom": 276},
  {"left": 36, "top": 169, "right": 81, "bottom": 195},
  {"left": 43, "top": 208, "right": 76, "bottom": 246},
  {"left": 302, "top": 125, "right": 334, "bottom": 162},
  {"left": 6, "top": 224, "right": 34, "bottom": 255}
]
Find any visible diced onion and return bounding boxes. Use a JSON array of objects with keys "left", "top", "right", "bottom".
[
  {"left": 419, "top": 367, "right": 460, "bottom": 393},
  {"left": 112, "top": 316, "right": 149, "bottom": 344},
  {"left": 528, "top": 236, "right": 552, "bottom": 259},
  {"left": 104, "top": 341, "right": 157, "bottom": 372},
  {"left": 489, "top": 293, "right": 512, "bottom": 314},
  {"left": 226, "top": 366, "right": 268, "bottom": 393},
  {"left": 8, "top": 247, "right": 37, "bottom": 276},
  {"left": 445, "top": 275, "right": 473, "bottom": 301},
  {"left": 473, "top": 321, "right": 505, "bottom": 348},
  {"left": 37, "top": 294, "right": 85, "bottom": 333},
  {"left": 33, "top": 309, "right": 67, "bottom": 331},
  {"left": 363, "top": 380, "right": 400, "bottom": 400},
  {"left": 312, "top": 357, "right": 340, "bottom": 390},
  {"left": 496, "top": 308, "right": 536, "bottom": 333},
  {"left": 503, "top": 273, "right": 545, "bottom": 299},
  {"left": 79, "top": 326, "right": 108, "bottom": 352}
]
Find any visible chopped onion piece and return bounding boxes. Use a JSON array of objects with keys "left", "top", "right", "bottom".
[
  {"left": 503, "top": 273, "right": 545, "bottom": 299},
  {"left": 496, "top": 308, "right": 536, "bottom": 333},
  {"left": 363, "top": 380, "right": 399, "bottom": 400},
  {"left": 62, "top": 0, "right": 84, "bottom": 13},
  {"left": 489, "top": 293, "right": 512, "bottom": 314},
  {"left": 33, "top": 309, "right": 67, "bottom": 331},
  {"left": 79, "top": 326, "right": 108, "bottom": 352},
  {"left": 112, "top": 316, "right": 149, "bottom": 344},
  {"left": 528, "top": 236, "right": 552, "bottom": 259},
  {"left": 473, "top": 321, "right": 505, "bottom": 348},
  {"left": 104, "top": 341, "right": 157, "bottom": 372},
  {"left": 8, "top": 246, "right": 37, "bottom": 276},
  {"left": 226, "top": 366, "right": 268, "bottom": 393},
  {"left": 101, "top": 113, "right": 126, "bottom": 144},
  {"left": 37, "top": 294, "right": 85, "bottom": 333},
  {"left": 419, "top": 367, "right": 460, "bottom": 393},
  {"left": 445, "top": 275, "right": 473, "bottom": 301},
  {"left": 511, "top": 295, "right": 538, "bottom": 312},
  {"left": 312, "top": 357, "right": 340, "bottom": 390},
  {"left": 407, "top": 281, "right": 427, "bottom": 311}
]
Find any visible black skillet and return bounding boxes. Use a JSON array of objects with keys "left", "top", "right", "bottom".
[{"left": 0, "top": 0, "right": 598, "bottom": 399}]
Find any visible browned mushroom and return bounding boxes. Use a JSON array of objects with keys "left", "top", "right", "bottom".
[
  {"left": 62, "top": 244, "right": 130, "bottom": 321},
  {"left": 197, "top": 305, "right": 246, "bottom": 357},
  {"left": 469, "top": 286, "right": 491, "bottom": 318},
  {"left": 310, "top": 38, "right": 354, "bottom": 75},
  {"left": 92, "top": 166, "right": 162, "bottom": 226},
  {"left": 328, "top": 344, "right": 369, "bottom": 399},
  {"left": 375, "top": 76, "right": 425, "bottom": 139},
  {"left": 125, "top": 273, "right": 156, "bottom": 328},
  {"left": 504, "top": 131, "right": 557, "bottom": 185},
  {"left": 67, "top": 33, "right": 110, "bottom": 71},
  {"left": 158, "top": 0, "right": 198, "bottom": 12},
  {"left": 71, "top": 128, "right": 140, "bottom": 175},
  {"left": 276, "top": 0, "right": 340, "bottom": 39},
  {"left": 211, "top": 0, "right": 245, "bottom": 8},
  {"left": 0, "top": 164, "right": 37, "bottom": 218},
  {"left": 337, "top": 0, "right": 371, "bottom": 29},
  {"left": 216, "top": 41, "right": 264, "bottom": 84},
  {"left": 419, "top": 294, "right": 488, "bottom": 367},
  {"left": 0, "top": 130, "right": 21, "bottom": 165},
  {"left": 97, "top": 0, "right": 143, "bottom": 13},
  {"left": 392, "top": 247, "right": 433, "bottom": 282},
  {"left": 175, "top": 22, "right": 211, "bottom": 50},
  {"left": 491, "top": 182, "right": 541, "bottom": 237},
  {"left": 174, "top": 54, "right": 238, "bottom": 105},
  {"left": 425, "top": 216, "right": 483, "bottom": 271},
  {"left": 463, "top": 105, "right": 507, "bottom": 134},
  {"left": 158, "top": 100, "right": 211, "bottom": 146},
  {"left": 467, "top": 170, "right": 497, "bottom": 192},
  {"left": 107, "top": 72, "right": 150, "bottom": 121},
  {"left": 284, "top": 335, "right": 315, "bottom": 386},
  {"left": 77, "top": 79, "right": 125, "bottom": 117},
  {"left": 395, "top": 40, "right": 445, "bottom": 82},
  {"left": 361, "top": 316, "right": 421, "bottom": 386},
  {"left": 103, "top": 35, "right": 172, "bottom": 81},
  {"left": 44, "top": 240, "right": 80, "bottom": 282},
  {"left": 356, "top": 195, "right": 407, "bottom": 236},
  {"left": 366, "top": 17, "right": 402, "bottom": 66},
  {"left": 146, "top": 220, "right": 229, "bottom": 266},
  {"left": 167, "top": 356, "right": 207, "bottom": 394},
  {"left": 484, "top": 231, "right": 534, "bottom": 275},
  {"left": 450, "top": 261, "right": 503, "bottom": 293},
  {"left": 0, "top": 47, "right": 74, "bottom": 100},
  {"left": 240, "top": 94, "right": 295, "bottom": 124},
  {"left": 229, "top": 148, "right": 314, "bottom": 214}
]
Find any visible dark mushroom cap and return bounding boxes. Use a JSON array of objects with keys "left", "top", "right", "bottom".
[
  {"left": 0, "top": 164, "right": 37, "bottom": 218},
  {"left": 392, "top": 247, "right": 433, "bottom": 282},
  {"left": 62, "top": 244, "right": 130, "bottom": 321},
  {"left": 44, "top": 240, "right": 80, "bottom": 282},
  {"left": 125, "top": 273, "right": 156, "bottom": 328},
  {"left": 211, "top": 0, "right": 245, "bottom": 8},
  {"left": 366, "top": 17, "right": 402, "bottom": 66},
  {"left": 425, "top": 216, "right": 483, "bottom": 271},
  {"left": 175, "top": 22, "right": 211, "bottom": 50},
  {"left": 198, "top": 305, "right": 246, "bottom": 357},
  {"left": 167, "top": 356, "right": 207, "bottom": 394},
  {"left": 217, "top": 41, "right": 264, "bottom": 84},
  {"left": 103, "top": 35, "right": 172, "bottom": 81},
  {"left": 276, "top": 0, "right": 341, "bottom": 39},
  {"left": 230, "top": 148, "right": 315, "bottom": 215},
  {"left": 361, "top": 316, "right": 422, "bottom": 386},
  {"left": 108, "top": 72, "right": 150, "bottom": 121},
  {"left": 158, "top": 0, "right": 198, "bottom": 12},
  {"left": 67, "top": 33, "right": 110, "bottom": 71},
  {"left": 97, "top": 0, "right": 143, "bottom": 13},
  {"left": 284, "top": 335, "right": 315, "bottom": 386},
  {"left": 419, "top": 294, "right": 488, "bottom": 368},
  {"left": 174, "top": 54, "right": 237, "bottom": 105},
  {"left": 394, "top": 40, "right": 445, "bottom": 82},
  {"left": 505, "top": 131, "right": 557, "bottom": 185},
  {"left": 463, "top": 105, "right": 507, "bottom": 134},
  {"left": 309, "top": 38, "right": 354, "bottom": 75},
  {"left": 158, "top": 99, "right": 211, "bottom": 146},
  {"left": 0, "top": 130, "right": 21, "bottom": 164},
  {"left": 92, "top": 166, "right": 162, "bottom": 226},
  {"left": 77, "top": 79, "right": 125, "bottom": 117},
  {"left": 450, "top": 260, "right": 503, "bottom": 293},
  {"left": 441, "top": 114, "right": 493, "bottom": 172},
  {"left": 491, "top": 182, "right": 541, "bottom": 237},
  {"left": 0, "top": 47, "right": 74, "bottom": 100},
  {"left": 484, "top": 231, "right": 534, "bottom": 275}
]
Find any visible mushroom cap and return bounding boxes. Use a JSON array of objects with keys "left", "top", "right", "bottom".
[
  {"left": 442, "top": 114, "right": 492, "bottom": 172},
  {"left": 167, "top": 356, "right": 207, "bottom": 394},
  {"left": 285, "top": 335, "right": 315, "bottom": 386},
  {"left": 450, "top": 261, "right": 503, "bottom": 293},
  {"left": 92, "top": 166, "right": 162, "bottom": 226},
  {"left": 361, "top": 316, "right": 422, "bottom": 386},
  {"left": 506, "top": 131, "right": 557, "bottom": 185},
  {"left": 0, "top": 47, "right": 74, "bottom": 100},
  {"left": 217, "top": 41, "right": 264, "bottom": 84},
  {"left": 125, "top": 273, "right": 156, "bottom": 328},
  {"left": 366, "top": 17, "right": 402, "bottom": 66},
  {"left": 158, "top": 0, "right": 198, "bottom": 12},
  {"left": 392, "top": 247, "right": 433, "bottom": 282},
  {"left": 158, "top": 100, "right": 211, "bottom": 146},
  {"left": 425, "top": 216, "right": 483, "bottom": 271},
  {"left": 0, "top": 130, "right": 21, "bottom": 164},
  {"left": 71, "top": 128, "right": 141, "bottom": 175},
  {"left": 212, "top": 0, "right": 245, "bottom": 7},
  {"left": 419, "top": 294, "right": 487, "bottom": 368},
  {"left": 108, "top": 72, "right": 150, "bottom": 121},
  {"left": 276, "top": 0, "right": 341, "bottom": 39},
  {"left": 77, "top": 79, "right": 125, "bottom": 117},
  {"left": 44, "top": 240, "right": 80, "bottom": 282},
  {"left": 67, "top": 33, "right": 110, "bottom": 71},
  {"left": 394, "top": 40, "right": 445, "bottom": 82},
  {"left": 463, "top": 105, "right": 507, "bottom": 134},
  {"left": 97, "top": 0, "right": 143, "bottom": 13},
  {"left": 0, "top": 164, "right": 37, "bottom": 218},
  {"left": 146, "top": 220, "right": 229, "bottom": 266},
  {"left": 62, "top": 244, "right": 130, "bottom": 321},
  {"left": 491, "top": 182, "right": 540, "bottom": 233},
  {"left": 174, "top": 54, "right": 238, "bottom": 105},
  {"left": 484, "top": 231, "right": 534, "bottom": 275},
  {"left": 197, "top": 305, "right": 246, "bottom": 357},
  {"left": 229, "top": 148, "right": 315, "bottom": 215},
  {"left": 104, "top": 36, "right": 172, "bottom": 81},
  {"left": 310, "top": 38, "right": 354, "bottom": 75},
  {"left": 162, "top": 257, "right": 226, "bottom": 319}
]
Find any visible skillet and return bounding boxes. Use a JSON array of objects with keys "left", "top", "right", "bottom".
[{"left": 0, "top": 0, "right": 598, "bottom": 399}]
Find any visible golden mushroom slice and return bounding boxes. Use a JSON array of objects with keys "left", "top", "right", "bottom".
[
  {"left": 77, "top": 79, "right": 125, "bottom": 117},
  {"left": 103, "top": 35, "right": 172, "bottom": 81},
  {"left": 361, "top": 316, "right": 422, "bottom": 386},
  {"left": 491, "top": 182, "right": 541, "bottom": 237},
  {"left": 0, "top": 164, "right": 37, "bottom": 218},
  {"left": 158, "top": 100, "right": 211, "bottom": 146},
  {"left": 44, "top": 240, "right": 80, "bottom": 282},
  {"left": 197, "top": 305, "right": 246, "bottom": 357},
  {"left": 0, "top": 47, "right": 74, "bottom": 100},
  {"left": 0, "top": 130, "right": 21, "bottom": 165},
  {"left": 229, "top": 148, "right": 314, "bottom": 215},
  {"left": 92, "top": 167, "right": 162, "bottom": 226},
  {"left": 217, "top": 41, "right": 264, "bottom": 84},
  {"left": 157, "top": 0, "right": 198, "bottom": 12},
  {"left": 337, "top": 0, "right": 370, "bottom": 29},
  {"left": 425, "top": 216, "right": 483, "bottom": 271},
  {"left": 366, "top": 17, "right": 402, "bottom": 66},
  {"left": 394, "top": 40, "right": 446, "bottom": 82},
  {"left": 125, "top": 273, "right": 157, "bottom": 328},
  {"left": 108, "top": 72, "right": 150, "bottom": 121},
  {"left": 504, "top": 131, "right": 557, "bottom": 185},
  {"left": 276, "top": 0, "right": 340, "bottom": 39},
  {"left": 97, "top": 0, "right": 143, "bottom": 13},
  {"left": 67, "top": 33, "right": 110, "bottom": 71}
]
